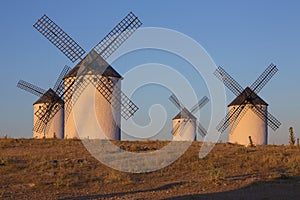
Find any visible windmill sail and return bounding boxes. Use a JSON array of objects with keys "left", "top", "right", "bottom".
[
  {"left": 93, "top": 12, "right": 142, "bottom": 59},
  {"left": 170, "top": 94, "right": 209, "bottom": 138},
  {"left": 214, "top": 64, "right": 281, "bottom": 135},
  {"left": 214, "top": 66, "right": 244, "bottom": 96},
  {"left": 33, "top": 15, "right": 86, "bottom": 63},
  {"left": 33, "top": 12, "right": 142, "bottom": 128},
  {"left": 17, "top": 80, "right": 46, "bottom": 97}
]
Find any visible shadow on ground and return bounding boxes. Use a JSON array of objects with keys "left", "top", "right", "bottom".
[
  {"left": 167, "top": 176, "right": 300, "bottom": 200},
  {"left": 60, "top": 176, "right": 300, "bottom": 200},
  {"left": 60, "top": 182, "right": 185, "bottom": 200}
]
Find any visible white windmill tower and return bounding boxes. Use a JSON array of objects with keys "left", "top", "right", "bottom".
[
  {"left": 169, "top": 94, "right": 209, "bottom": 141},
  {"left": 33, "top": 13, "right": 141, "bottom": 140},
  {"left": 17, "top": 66, "right": 71, "bottom": 139},
  {"left": 63, "top": 62, "right": 123, "bottom": 140},
  {"left": 214, "top": 64, "right": 281, "bottom": 145}
]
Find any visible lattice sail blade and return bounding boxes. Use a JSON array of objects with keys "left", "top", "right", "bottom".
[
  {"left": 169, "top": 94, "right": 184, "bottom": 110},
  {"left": 216, "top": 102, "right": 247, "bottom": 133},
  {"left": 34, "top": 101, "right": 64, "bottom": 133},
  {"left": 17, "top": 80, "right": 46, "bottom": 97},
  {"left": 53, "top": 65, "right": 72, "bottom": 94},
  {"left": 46, "top": 103, "right": 63, "bottom": 123},
  {"left": 90, "top": 74, "right": 139, "bottom": 120},
  {"left": 93, "top": 12, "right": 142, "bottom": 60},
  {"left": 197, "top": 122, "right": 207, "bottom": 137},
  {"left": 171, "top": 122, "right": 181, "bottom": 136},
  {"left": 172, "top": 120, "right": 188, "bottom": 137},
  {"left": 214, "top": 66, "right": 244, "bottom": 96},
  {"left": 49, "top": 63, "right": 93, "bottom": 124},
  {"left": 33, "top": 89, "right": 64, "bottom": 128},
  {"left": 33, "top": 15, "right": 86, "bottom": 62},
  {"left": 34, "top": 103, "right": 48, "bottom": 120},
  {"left": 229, "top": 105, "right": 250, "bottom": 134},
  {"left": 67, "top": 71, "right": 138, "bottom": 120},
  {"left": 33, "top": 102, "right": 51, "bottom": 133},
  {"left": 62, "top": 49, "right": 139, "bottom": 121},
  {"left": 63, "top": 56, "right": 100, "bottom": 122},
  {"left": 34, "top": 100, "right": 62, "bottom": 119},
  {"left": 64, "top": 76, "right": 91, "bottom": 123},
  {"left": 216, "top": 112, "right": 230, "bottom": 133},
  {"left": 250, "top": 63, "right": 278, "bottom": 94},
  {"left": 33, "top": 113, "right": 48, "bottom": 134},
  {"left": 178, "top": 120, "right": 191, "bottom": 137},
  {"left": 251, "top": 103, "right": 281, "bottom": 131},
  {"left": 190, "top": 96, "right": 209, "bottom": 114}
]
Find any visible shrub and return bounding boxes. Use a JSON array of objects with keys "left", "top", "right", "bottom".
[
  {"left": 209, "top": 164, "right": 224, "bottom": 181},
  {"left": 289, "top": 127, "right": 295, "bottom": 146}
]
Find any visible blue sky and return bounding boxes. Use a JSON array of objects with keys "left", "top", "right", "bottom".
[{"left": 0, "top": 0, "right": 299, "bottom": 144}]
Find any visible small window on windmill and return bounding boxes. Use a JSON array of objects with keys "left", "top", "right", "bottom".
[{"left": 233, "top": 107, "right": 236, "bottom": 110}]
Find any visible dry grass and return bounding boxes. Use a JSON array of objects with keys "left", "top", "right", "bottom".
[{"left": 0, "top": 139, "right": 300, "bottom": 199}]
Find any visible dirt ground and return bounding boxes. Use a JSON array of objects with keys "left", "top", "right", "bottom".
[{"left": 0, "top": 139, "right": 300, "bottom": 199}]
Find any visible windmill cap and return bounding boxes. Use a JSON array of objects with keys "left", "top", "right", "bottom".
[
  {"left": 63, "top": 52, "right": 122, "bottom": 79},
  {"left": 173, "top": 107, "right": 197, "bottom": 120},
  {"left": 64, "top": 65, "right": 122, "bottom": 79},
  {"left": 33, "top": 88, "right": 63, "bottom": 105},
  {"left": 228, "top": 87, "right": 268, "bottom": 107}
]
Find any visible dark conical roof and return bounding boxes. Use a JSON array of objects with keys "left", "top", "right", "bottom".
[
  {"left": 173, "top": 107, "right": 197, "bottom": 120},
  {"left": 64, "top": 52, "right": 122, "bottom": 79},
  {"left": 64, "top": 65, "right": 122, "bottom": 79},
  {"left": 101, "top": 66, "right": 122, "bottom": 78},
  {"left": 33, "top": 88, "right": 63, "bottom": 105},
  {"left": 228, "top": 87, "right": 268, "bottom": 107}
]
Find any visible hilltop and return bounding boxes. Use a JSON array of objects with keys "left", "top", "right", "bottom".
[{"left": 0, "top": 139, "right": 300, "bottom": 199}]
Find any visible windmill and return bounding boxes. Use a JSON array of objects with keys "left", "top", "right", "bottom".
[
  {"left": 17, "top": 65, "right": 71, "bottom": 138},
  {"left": 33, "top": 12, "right": 142, "bottom": 140},
  {"left": 169, "top": 94, "right": 209, "bottom": 141},
  {"left": 214, "top": 63, "right": 281, "bottom": 145}
]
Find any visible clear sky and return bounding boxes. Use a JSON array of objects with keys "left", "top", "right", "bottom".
[{"left": 0, "top": 0, "right": 299, "bottom": 144}]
